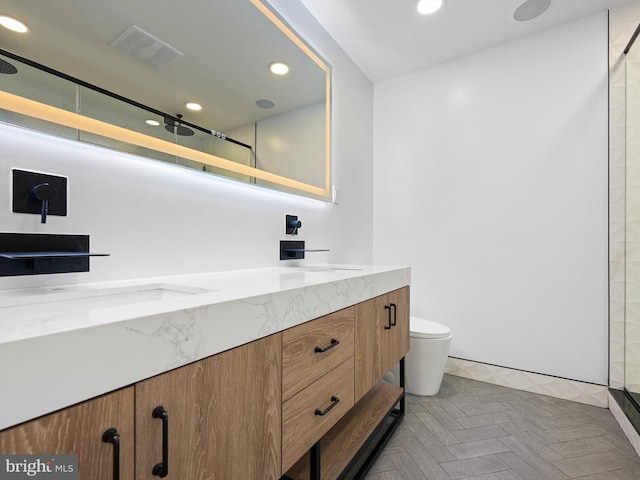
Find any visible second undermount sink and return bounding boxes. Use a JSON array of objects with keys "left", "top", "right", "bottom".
[
  {"left": 0, "top": 283, "right": 215, "bottom": 321},
  {"left": 300, "top": 266, "right": 363, "bottom": 273}
]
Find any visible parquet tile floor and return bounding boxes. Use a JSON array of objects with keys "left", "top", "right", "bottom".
[{"left": 365, "top": 375, "right": 640, "bottom": 479}]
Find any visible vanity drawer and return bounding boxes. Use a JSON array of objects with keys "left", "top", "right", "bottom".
[
  {"left": 282, "top": 357, "right": 355, "bottom": 472},
  {"left": 282, "top": 306, "right": 354, "bottom": 401}
]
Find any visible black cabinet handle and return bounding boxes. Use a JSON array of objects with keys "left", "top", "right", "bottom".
[
  {"left": 102, "top": 428, "right": 120, "bottom": 480},
  {"left": 384, "top": 305, "right": 392, "bottom": 330},
  {"left": 390, "top": 303, "right": 397, "bottom": 327},
  {"left": 152, "top": 406, "right": 169, "bottom": 478},
  {"left": 314, "top": 396, "right": 340, "bottom": 416},
  {"left": 315, "top": 338, "right": 339, "bottom": 353}
]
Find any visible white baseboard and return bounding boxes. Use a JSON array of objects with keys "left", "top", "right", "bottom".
[{"left": 445, "top": 357, "right": 608, "bottom": 407}]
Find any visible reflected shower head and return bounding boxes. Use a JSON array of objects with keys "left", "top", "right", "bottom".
[
  {"left": 0, "top": 58, "right": 17, "bottom": 74},
  {"left": 164, "top": 114, "right": 194, "bottom": 136}
]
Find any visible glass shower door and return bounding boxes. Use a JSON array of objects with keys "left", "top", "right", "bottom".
[{"left": 625, "top": 33, "right": 640, "bottom": 408}]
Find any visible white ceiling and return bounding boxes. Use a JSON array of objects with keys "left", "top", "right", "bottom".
[{"left": 299, "top": 0, "right": 631, "bottom": 83}]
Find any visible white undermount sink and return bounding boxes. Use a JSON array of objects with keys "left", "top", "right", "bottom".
[
  {"left": 0, "top": 284, "right": 214, "bottom": 321},
  {"left": 299, "top": 266, "right": 363, "bottom": 273}
]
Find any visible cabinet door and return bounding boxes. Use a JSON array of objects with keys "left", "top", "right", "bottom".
[
  {"left": 355, "top": 288, "right": 410, "bottom": 402},
  {"left": 135, "top": 333, "right": 282, "bottom": 480},
  {"left": 0, "top": 387, "right": 135, "bottom": 480},
  {"left": 354, "top": 294, "right": 388, "bottom": 401},
  {"left": 387, "top": 286, "right": 410, "bottom": 368}
]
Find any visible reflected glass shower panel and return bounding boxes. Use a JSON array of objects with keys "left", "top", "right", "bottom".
[
  {"left": 176, "top": 126, "right": 255, "bottom": 184},
  {"left": 0, "top": 54, "right": 76, "bottom": 139},
  {"left": 625, "top": 38, "right": 640, "bottom": 406},
  {"left": 0, "top": 52, "right": 256, "bottom": 185},
  {"left": 78, "top": 86, "right": 178, "bottom": 165}
]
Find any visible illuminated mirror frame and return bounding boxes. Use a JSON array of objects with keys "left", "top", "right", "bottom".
[{"left": 0, "top": 0, "right": 332, "bottom": 199}]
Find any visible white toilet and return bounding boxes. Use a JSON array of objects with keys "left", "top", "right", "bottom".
[{"left": 405, "top": 316, "right": 452, "bottom": 396}]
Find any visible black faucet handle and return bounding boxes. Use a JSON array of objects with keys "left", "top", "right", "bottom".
[
  {"left": 30, "top": 183, "right": 58, "bottom": 224},
  {"left": 286, "top": 215, "right": 302, "bottom": 235}
]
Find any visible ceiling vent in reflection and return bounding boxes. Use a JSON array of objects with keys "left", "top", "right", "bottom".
[{"left": 110, "top": 25, "right": 183, "bottom": 70}]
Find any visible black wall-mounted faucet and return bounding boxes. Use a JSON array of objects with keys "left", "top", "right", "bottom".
[
  {"left": 12, "top": 169, "right": 68, "bottom": 223},
  {"left": 30, "top": 183, "right": 58, "bottom": 223},
  {"left": 0, "top": 233, "right": 109, "bottom": 277},
  {"left": 286, "top": 214, "right": 302, "bottom": 235}
]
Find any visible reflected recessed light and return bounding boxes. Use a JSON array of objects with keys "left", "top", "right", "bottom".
[
  {"left": 256, "top": 99, "right": 275, "bottom": 109},
  {"left": 269, "top": 61, "right": 289, "bottom": 75},
  {"left": 185, "top": 102, "right": 202, "bottom": 111},
  {"left": 416, "top": 0, "right": 444, "bottom": 15},
  {"left": 0, "top": 14, "right": 29, "bottom": 33},
  {"left": 145, "top": 119, "right": 160, "bottom": 126},
  {"left": 513, "top": 0, "right": 551, "bottom": 22}
]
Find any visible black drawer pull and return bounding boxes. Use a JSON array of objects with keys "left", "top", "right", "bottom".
[
  {"left": 152, "top": 406, "right": 169, "bottom": 478},
  {"left": 384, "top": 305, "right": 392, "bottom": 329},
  {"left": 315, "top": 396, "right": 340, "bottom": 416},
  {"left": 315, "top": 338, "right": 339, "bottom": 353},
  {"left": 102, "top": 428, "right": 120, "bottom": 480},
  {"left": 390, "top": 303, "right": 397, "bottom": 326}
]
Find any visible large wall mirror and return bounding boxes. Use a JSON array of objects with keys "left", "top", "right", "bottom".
[{"left": 0, "top": 0, "right": 331, "bottom": 200}]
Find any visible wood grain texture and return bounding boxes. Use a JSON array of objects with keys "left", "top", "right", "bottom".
[
  {"left": 388, "top": 287, "right": 410, "bottom": 368},
  {"left": 355, "top": 288, "right": 410, "bottom": 402},
  {"left": 282, "top": 357, "right": 355, "bottom": 472},
  {"left": 282, "top": 306, "right": 354, "bottom": 401},
  {"left": 285, "top": 382, "right": 404, "bottom": 480},
  {"left": 0, "top": 387, "right": 135, "bottom": 480},
  {"left": 354, "top": 295, "right": 388, "bottom": 402},
  {"left": 135, "top": 333, "right": 282, "bottom": 480}
]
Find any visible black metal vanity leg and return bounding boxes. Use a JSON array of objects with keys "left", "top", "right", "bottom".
[
  {"left": 399, "top": 357, "right": 406, "bottom": 414},
  {"left": 310, "top": 441, "right": 321, "bottom": 480}
]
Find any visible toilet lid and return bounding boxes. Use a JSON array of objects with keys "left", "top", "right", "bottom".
[{"left": 410, "top": 316, "right": 452, "bottom": 339}]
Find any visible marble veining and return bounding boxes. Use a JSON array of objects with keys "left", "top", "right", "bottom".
[{"left": 0, "top": 264, "right": 410, "bottom": 430}]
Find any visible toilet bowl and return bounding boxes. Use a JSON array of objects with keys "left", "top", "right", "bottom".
[{"left": 405, "top": 316, "right": 452, "bottom": 396}]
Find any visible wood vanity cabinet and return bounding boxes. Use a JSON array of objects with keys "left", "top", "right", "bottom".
[
  {"left": 0, "top": 286, "right": 409, "bottom": 480},
  {"left": 0, "top": 386, "right": 135, "bottom": 480},
  {"left": 0, "top": 335, "right": 282, "bottom": 480},
  {"left": 281, "top": 307, "right": 356, "bottom": 472},
  {"left": 284, "top": 286, "right": 409, "bottom": 480},
  {"left": 135, "top": 333, "right": 282, "bottom": 480},
  {"left": 355, "top": 286, "right": 410, "bottom": 401}
]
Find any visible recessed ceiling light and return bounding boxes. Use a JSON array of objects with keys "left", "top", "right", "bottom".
[
  {"left": 185, "top": 102, "right": 202, "bottom": 111},
  {"left": 513, "top": 0, "right": 551, "bottom": 22},
  {"left": 256, "top": 99, "right": 275, "bottom": 109},
  {"left": 145, "top": 119, "right": 160, "bottom": 126},
  {"left": 416, "top": 0, "right": 444, "bottom": 15},
  {"left": 0, "top": 14, "right": 29, "bottom": 33},
  {"left": 269, "top": 61, "right": 289, "bottom": 75}
]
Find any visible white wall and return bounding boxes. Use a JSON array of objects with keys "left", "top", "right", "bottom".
[
  {"left": 373, "top": 13, "right": 609, "bottom": 385},
  {"left": 0, "top": 0, "right": 374, "bottom": 290}
]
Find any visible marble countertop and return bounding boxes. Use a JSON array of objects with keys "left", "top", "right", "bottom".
[{"left": 0, "top": 264, "right": 410, "bottom": 430}]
